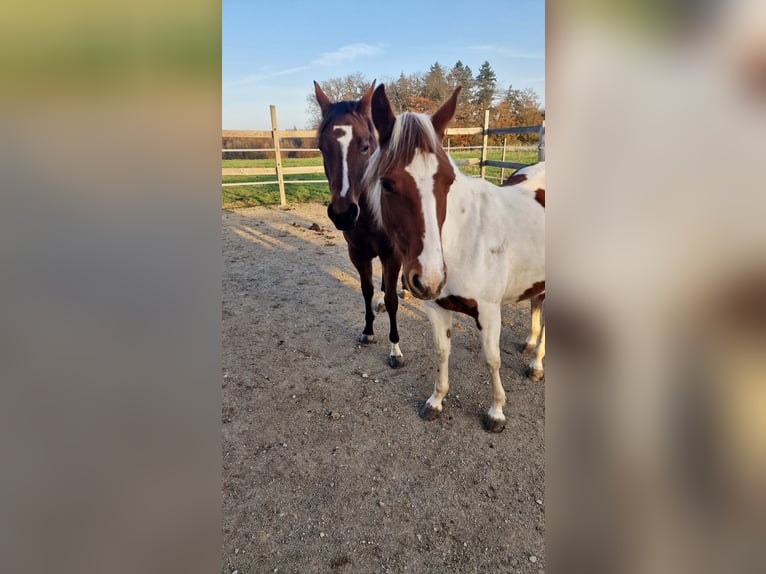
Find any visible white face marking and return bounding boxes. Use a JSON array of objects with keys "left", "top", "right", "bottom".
[
  {"left": 334, "top": 125, "right": 353, "bottom": 198},
  {"left": 405, "top": 151, "right": 445, "bottom": 291}
]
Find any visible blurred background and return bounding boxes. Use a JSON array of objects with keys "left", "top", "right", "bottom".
[
  {"left": 547, "top": 0, "right": 766, "bottom": 572},
  {"left": 1, "top": 1, "right": 764, "bottom": 573},
  {"left": 0, "top": 2, "right": 221, "bottom": 573}
]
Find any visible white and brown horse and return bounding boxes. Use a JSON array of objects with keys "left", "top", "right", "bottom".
[
  {"left": 364, "top": 84, "right": 545, "bottom": 431},
  {"left": 314, "top": 81, "right": 406, "bottom": 368}
]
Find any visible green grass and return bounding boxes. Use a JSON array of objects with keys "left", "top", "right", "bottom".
[
  {"left": 221, "top": 148, "right": 540, "bottom": 207},
  {"left": 449, "top": 148, "right": 539, "bottom": 182},
  {"left": 222, "top": 174, "right": 329, "bottom": 208},
  {"left": 222, "top": 156, "right": 321, "bottom": 169}
]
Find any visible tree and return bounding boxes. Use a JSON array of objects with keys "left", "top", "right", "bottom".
[
  {"left": 447, "top": 60, "right": 476, "bottom": 129},
  {"left": 473, "top": 60, "right": 497, "bottom": 112},
  {"left": 503, "top": 86, "right": 544, "bottom": 143},
  {"left": 305, "top": 72, "right": 372, "bottom": 127},
  {"left": 447, "top": 60, "right": 474, "bottom": 94},
  {"left": 423, "top": 62, "right": 449, "bottom": 102},
  {"left": 385, "top": 72, "right": 418, "bottom": 113}
]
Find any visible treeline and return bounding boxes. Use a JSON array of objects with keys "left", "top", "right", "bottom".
[
  {"left": 222, "top": 60, "right": 543, "bottom": 156},
  {"left": 306, "top": 61, "right": 544, "bottom": 146},
  {"left": 222, "top": 135, "right": 315, "bottom": 161}
]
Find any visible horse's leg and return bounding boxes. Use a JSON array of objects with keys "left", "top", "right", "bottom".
[
  {"left": 523, "top": 294, "right": 544, "bottom": 353},
  {"left": 375, "top": 270, "right": 410, "bottom": 312},
  {"left": 381, "top": 255, "right": 404, "bottom": 368},
  {"left": 374, "top": 276, "right": 387, "bottom": 314},
  {"left": 419, "top": 303, "right": 453, "bottom": 420},
  {"left": 348, "top": 249, "right": 375, "bottom": 344},
  {"left": 399, "top": 275, "right": 411, "bottom": 300},
  {"left": 480, "top": 303, "right": 507, "bottom": 433},
  {"left": 528, "top": 322, "right": 545, "bottom": 382}
]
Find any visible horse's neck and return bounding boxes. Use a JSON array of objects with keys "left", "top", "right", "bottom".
[{"left": 447, "top": 172, "right": 491, "bottom": 210}]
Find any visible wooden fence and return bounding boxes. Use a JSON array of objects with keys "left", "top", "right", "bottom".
[{"left": 223, "top": 105, "right": 544, "bottom": 206}]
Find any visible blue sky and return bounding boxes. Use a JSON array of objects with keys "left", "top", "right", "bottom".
[{"left": 223, "top": 0, "right": 544, "bottom": 129}]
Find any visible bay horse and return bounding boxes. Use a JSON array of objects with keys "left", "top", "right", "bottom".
[
  {"left": 364, "top": 84, "right": 545, "bottom": 432},
  {"left": 314, "top": 81, "right": 406, "bottom": 368}
]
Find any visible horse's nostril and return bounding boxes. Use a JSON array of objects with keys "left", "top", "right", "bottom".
[
  {"left": 411, "top": 274, "right": 424, "bottom": 292},
  {"left": 327, "top": 202, "right": 359, "bottom": 230}
]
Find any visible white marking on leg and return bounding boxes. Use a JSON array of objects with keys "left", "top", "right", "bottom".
[
  {"left": 405, "top": 151, "right": 445, "bottom": 293},
  {"left": 389, "top": 342, "right": 403, "bottom": 359},
  {"left": 334, "top": 125, "right": 353, "bottom": 198},
  {"left": 424, "top": 304, "right": 453, "bottom": 411},
  {"left": 374, "top": 293, "right": 386, "bottom": 314},
  {"left": 529, "top": 324, "right": 545, "bottom": 376},
  {"left": 525, "top": 296, "right": 543, "bottom": 351},
  {"left": 480, "top": 304, "right": 506, "bottom": 422}
]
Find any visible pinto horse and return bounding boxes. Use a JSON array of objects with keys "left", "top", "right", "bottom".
[
  {"left": 314, "top": 81, "right": 406, "bottom": 368},
  {"left": 364, "top": 84, "right": 545, "bottom": 432}
]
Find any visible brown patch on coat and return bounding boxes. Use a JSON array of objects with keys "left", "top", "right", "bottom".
[
  {"left": 446, "top": 328, "right": 451, "bottom": 339},
  {"left": 501, "top": 172, "right": 528, "bottom": 186},
  {"left": 517, "top": 281, "right": 545, "bottom": 302},
  {"left": 534, "top": 188, "right": 545, "bottom": 208},
  {"left": 436, "top": 295, "right": 482, "bottom": 330}
]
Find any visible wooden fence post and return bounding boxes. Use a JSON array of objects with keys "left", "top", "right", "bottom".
[
  {"left": 270, "top": 105, "right": 286, "bottom": 206},
  {"left": 538, "top": 120, "right": 545, "bottom": 162},
  {"left": 500, "top": 137, "right": 507, "bottom": 183},
  {"left": 479, "top": 110, "right": 490, "bottom": 180}
]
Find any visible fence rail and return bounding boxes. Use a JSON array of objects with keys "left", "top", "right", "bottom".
[{"left": 223, "top": 105, "right": 544, "bottom": 205}]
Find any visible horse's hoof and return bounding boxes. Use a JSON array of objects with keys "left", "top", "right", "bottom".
[
  {"left": 374, "top": 300, "right": 386, "bottom": 314},
  {"left": 418, "top": 403, "right": 441, "bottom": 421},
  {"left": 388, "top": 355, "right": 404, "bottom": 369},
  {"left": 399, "top": 289, "right": 411, "bottom": 300},
  {"left": 528, "top": 367, "right": 544, "bottom": 382},
  {"left": 483, "top": 414, "right": 506, "bottom": 433},
  {"left": 359, "top": 333, "right": 375, "bottom": 345}
]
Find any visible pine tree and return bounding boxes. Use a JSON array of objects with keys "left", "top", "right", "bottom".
[
  {"left": 473, "top": 61, "right": 498, "bottom": 111},
  {"left": 423, "top": 62, "right": 449, "bottom": 102},
  {"left": 447, "top": 60, "right": 476, "bottom": 127}
]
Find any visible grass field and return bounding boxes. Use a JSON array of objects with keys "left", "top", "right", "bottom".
[{"left": 222, "top": 148, "right": 539, "bottom": 208}]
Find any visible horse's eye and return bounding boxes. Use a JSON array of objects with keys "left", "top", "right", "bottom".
[
  {"left": 381, "top": 179, "right": 394, "bottom": 193},
  {"left": 360, "top": 144, "right": 370, "bottom": 153}
]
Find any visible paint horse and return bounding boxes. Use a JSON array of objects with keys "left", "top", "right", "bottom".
[
  {"left": 501, "top": 172, "right": 545, "bottom": 382},
  {"left": 365, "top": 84, "right": 545, "bottom": 432},
  {"left": 314, "top": 81, "right": 405, "bottom": 368}
]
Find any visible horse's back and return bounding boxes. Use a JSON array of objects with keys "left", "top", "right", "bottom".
[
  {"left": 440, "top": 170, "right": 544, "bottom": 303},
  {"left": 502, "top": 161, "right": 545, "bottom": 195}
]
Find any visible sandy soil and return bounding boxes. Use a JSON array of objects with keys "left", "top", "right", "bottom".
[{"left": 222, "top": 202, "right": 545, "bottom": 573}]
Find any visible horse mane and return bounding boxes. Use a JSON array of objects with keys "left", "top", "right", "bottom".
[{"left": 364, "top": 112, "right": 444, "bottom": 228}]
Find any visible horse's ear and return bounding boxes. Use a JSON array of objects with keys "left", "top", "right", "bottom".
[
  {"left": 314, "top": 81, "right": 331, "bottom": 117},
  {"left": 431, "top": 86, "right": 462, "bottom": 139},
  {"left": 372, "top": 83, "right": 396, "bottom": 147},
  {"left": 358, "top": 79, "right": 375, "bottom": 117}
]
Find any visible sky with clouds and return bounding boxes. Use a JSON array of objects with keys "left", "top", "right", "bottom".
[{"left": 223, "top": 0, "right": 544, "bottom": 129}]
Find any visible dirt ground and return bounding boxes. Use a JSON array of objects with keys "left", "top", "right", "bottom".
[{"left": 222, "top": 203, "right": 545, "bottom": 573}]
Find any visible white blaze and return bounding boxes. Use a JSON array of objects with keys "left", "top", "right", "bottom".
[
  {"left": 334, "top": 125, "right": 353, "bottom": 198},
  {"left": 405, "top": 151, "right": 445, "bottom": 291}
]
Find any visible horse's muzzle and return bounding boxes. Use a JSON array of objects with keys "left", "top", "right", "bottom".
[
  {"left": 327, "top": 202, "right": 359, "bottom": 231},
  {"left": 406, "top": 269, "right": 447, "bottom": 300}
]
